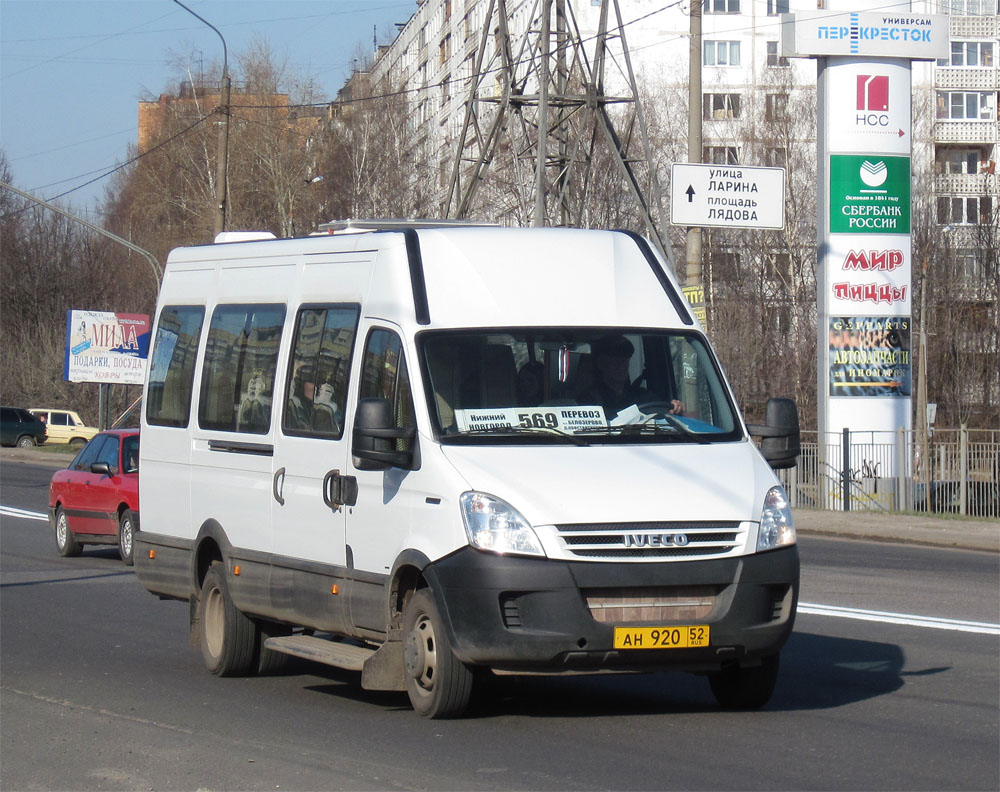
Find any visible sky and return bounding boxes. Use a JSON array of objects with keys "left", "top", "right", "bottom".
[{"left": 1, "top": 0, "right": 417, "bottom": 218}]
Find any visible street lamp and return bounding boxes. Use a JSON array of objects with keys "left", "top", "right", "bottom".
[{"left": 172, "top": 0, "right": 230, "bottom": 238}]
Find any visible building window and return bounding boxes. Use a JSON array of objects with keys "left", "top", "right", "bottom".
[
  {"left": 938, "top": 40, "right": 995, "bottom": 67},
  {"left": 767, "top": 0, "right": 789, "bottom": 14},
  {"left": 765, "top": 93, "right": 789, "bottom": 121},
  {"left": 703, "top": 146, "right": 739, "bottom": 165},
  {"left": 703, "top": 0, "right": 740, "bottom": 13},
  {"left": 703, "top": 93, "right": 741, "bottom": 120},
  {"left": 767, "top": 41, "right": 789, "bottom": 67},
  {"left": 936, "top": 146, "right": 989, "bottom": 174},
  {"left": 766, "top": 147, "right": 787, "bottom": 167},
  {"left": 704, "top": 40, "right": 741, "bottom": 67},
  {"left": 936, "top": 91, "right": 996, "bottom": 120},
  {"left": 937, "top": 195, "right": 993, "bottom": 225},
  {"left": 937, "top": 0, "right": 997, "bottom": 15}
]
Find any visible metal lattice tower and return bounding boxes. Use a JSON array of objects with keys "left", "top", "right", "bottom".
[{"left": 444, "top": 0, "right": 672, "bottom": 265}]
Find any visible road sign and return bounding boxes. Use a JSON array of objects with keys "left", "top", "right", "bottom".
[{"left": 670, "top": 163, "right": 786, "bottom": 230}]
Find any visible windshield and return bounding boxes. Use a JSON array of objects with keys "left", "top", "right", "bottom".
[{"left": 420, "top": 329, "right": 742, "bottom": 444}]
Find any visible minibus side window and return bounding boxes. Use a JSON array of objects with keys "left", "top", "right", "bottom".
[
  {"left": 146, "top": 306, "right": 205, "bottom": 428},
  {"left": 283, "top": 305, "right": 360, "bottom": 439},
  {"left": 198, "top": 304, "right": 286, "bottom": 434},
  {"left": 360, "top": 329, "right": 415, "bottom": 452}
]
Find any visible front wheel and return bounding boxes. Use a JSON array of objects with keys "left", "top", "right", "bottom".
[
  {"left": 198, "top": 563, "right": 257, "bottom": 676},
  {"left": 54, "top": 507, "right": 81, "bottom": 557},
  {"left": 403, "top": 588, "right": 474, "bottom": 718},
  {"left": 118, "top": 509, "right": 135, "bottom": 566},
  {"left": 709, "top": 653, "right": 780, "bottom": 709}
]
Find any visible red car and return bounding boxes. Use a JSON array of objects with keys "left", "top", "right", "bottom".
[{"left": 48, "top": 429, "right": 140, "bottom": 565}]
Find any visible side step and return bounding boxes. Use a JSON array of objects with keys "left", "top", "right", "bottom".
[{"left": 263, "top": 635, "right": 375, "bottom": 671}]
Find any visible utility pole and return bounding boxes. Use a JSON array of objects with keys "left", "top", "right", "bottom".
[
  {"left": 215, "top": 66, "right": 231, "bottom": 237},
  {"left": 685, "top": 0, "right": 705, "bottom": 312}
]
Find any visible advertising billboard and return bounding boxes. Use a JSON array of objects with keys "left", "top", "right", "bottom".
[{"left": 64, "top": 310, "right": 150, "bottom": 385}]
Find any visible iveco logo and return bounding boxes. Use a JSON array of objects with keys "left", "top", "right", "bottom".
[{"left": 624, "top": 533, "right": 690, "bottom": 548}]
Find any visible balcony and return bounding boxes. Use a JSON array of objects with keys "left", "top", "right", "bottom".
[
  {"left": 934, "top": 119, "right": 998, "bottom": 144},
  {"left": 934, "top": 171, "right": 998, "bottom": 194},
  {"left": 949, "top": 14, "right": 998, "bottom": 39},
  {"left": 935, "top": 67, "right": 999, "bottom": 90}
]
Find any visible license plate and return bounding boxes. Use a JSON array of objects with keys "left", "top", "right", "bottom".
[{"left": 613, "top": 625, "right": 710, "bottom": 650}]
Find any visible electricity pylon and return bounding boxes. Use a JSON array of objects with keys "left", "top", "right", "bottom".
[{"left": 444, "top": 0, "right": 672, "bottom": 266}]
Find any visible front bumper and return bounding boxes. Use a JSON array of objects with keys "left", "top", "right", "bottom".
[{"left": 424, "top": 545, "right": 799, "bottom": 673}]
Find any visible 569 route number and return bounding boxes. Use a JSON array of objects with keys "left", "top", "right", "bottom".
[{"left": 518, "top": 412, "right": 557, "bottom": 429}]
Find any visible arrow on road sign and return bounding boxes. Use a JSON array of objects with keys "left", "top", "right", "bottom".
[{"left": 686, "top": 185, "right": 695, "bottom": 202}]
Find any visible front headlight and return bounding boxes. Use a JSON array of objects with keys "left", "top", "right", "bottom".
[
  {"left": 459, "top": 492, "right": 545, "bottom": 557},
  {"left": 757, "top": 485, "right": 796, "bottom": 551}
]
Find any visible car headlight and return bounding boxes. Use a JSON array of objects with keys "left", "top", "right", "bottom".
[
  {"left": 757, "top": 485, "right": 796, "bottom": 551},
  {"left": 460, "top": 492, "right": 545, "bottom": 557}
]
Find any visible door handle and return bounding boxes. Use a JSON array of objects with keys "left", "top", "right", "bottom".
[
  {"left": 323, "top": 469, "right": 358, "bottom": 509},
  {"left": 273, "top": 467, "right": 285, "bottom": 506}
]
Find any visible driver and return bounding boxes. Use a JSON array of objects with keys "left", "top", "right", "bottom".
[{"left": 581, "top": 335, "right": 684, "bottom": 417}]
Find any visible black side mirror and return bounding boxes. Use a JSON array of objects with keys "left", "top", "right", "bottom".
[
  {"left": 748, "top": 397, "right": 800, "bottom": 470},
  {"left": 352, "top": 397, "right": 417, "bottom": 471},
  {"left": 90, "top": 462, "right": 112, "bottom": 476}
]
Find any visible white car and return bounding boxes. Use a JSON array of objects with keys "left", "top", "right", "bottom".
[{"left": 29, "top": 409, "right": 99, "bottom": 446}]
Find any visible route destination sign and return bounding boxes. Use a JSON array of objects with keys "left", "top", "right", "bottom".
[{"left": 670, "top": 163, "right": 785, "bottom": 229}]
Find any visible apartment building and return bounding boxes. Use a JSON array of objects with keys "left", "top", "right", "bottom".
[{"left": 359, "top": 0, "right": 996, "bottom": 231}]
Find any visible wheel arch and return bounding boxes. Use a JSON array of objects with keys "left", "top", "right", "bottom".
[
  {"left": 388, "top": 549, "right": 432, "bottom": 633},
  {"left": 192, "top": 519, "right": 232, "bottom": 592}
]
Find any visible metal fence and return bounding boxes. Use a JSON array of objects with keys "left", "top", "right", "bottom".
[{"left": 778, "top": 429, "right": 1000, "bottom": 520}]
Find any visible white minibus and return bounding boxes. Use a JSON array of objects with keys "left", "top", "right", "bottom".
[{"left": 135, "top": 223, "right": 800, "bottom": 717}]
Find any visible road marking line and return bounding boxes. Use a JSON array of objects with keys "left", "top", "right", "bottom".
[
  {"left": 799, "top": 602, "right": 1000, "bottom": 635},
  {"left": 0, "top": 506, "right": 48, "bottom": 522}
]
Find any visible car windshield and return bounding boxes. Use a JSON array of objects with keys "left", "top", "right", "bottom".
[{"left": 421, "top": 329, "right": 742, "bottom": 444}]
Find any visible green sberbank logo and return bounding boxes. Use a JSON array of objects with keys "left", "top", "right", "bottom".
[{"left": 830, "top": 154, "right": 910, "bottom": 234}]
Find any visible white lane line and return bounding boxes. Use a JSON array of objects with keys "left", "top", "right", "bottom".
[
  {"left": 0, "top": 506, "right": 48, "bottom": 522},
  {"left": 799, "top": 602, "right": 1000, "bottom": 636}
]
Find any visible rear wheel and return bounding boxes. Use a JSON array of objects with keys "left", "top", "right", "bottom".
[
  {"left": 709, "top": 653, "right": 780, "bottom": 709},
  {"left": 54, "top": 507, "right": 81, "bottom": 557},
  {"left": 16, "top": 435, "right": 36, "bottom": 448},
  {"left": 403, "top": 588, "right": 473, "bottom": 718},
  {"left": 118, "top": 509, "right": 135, "bottom": 566},
  {"left": 198, "top": 563, "right": 257, "bottom": 676}
]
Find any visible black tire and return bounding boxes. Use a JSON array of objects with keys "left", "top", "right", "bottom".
[
  {"left": 709, "top": 653, "right": 780, "bottom": 709},
  {"left": 70, "top": 437, "right": 88, "bottom": 448},
  {"left": 255, "top": 619, "right": 292, "bottom": 675},
  {"left": 118, "top": 509, "right": 135, "bottom": 566},
  {"left": 403, "top": 588, "right": 474, "bottom": 718},
  {"left": 54, "top": 507, "right": 81, "bottom": 557},
  {"left": 198, "top": 563, "right": 257, "bottom": 677},
  {"left": 16, "top": 435, "right": 36, "bottom": 448}
]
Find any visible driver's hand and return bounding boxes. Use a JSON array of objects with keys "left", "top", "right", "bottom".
[{"left": 669, "top": 399, "right": 685, "bottom": 415}]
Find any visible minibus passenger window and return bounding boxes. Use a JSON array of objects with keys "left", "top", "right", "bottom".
[
  {"left": 198, "top": 304, "right": 286, "bottom": 434},
  {"left": 283, "top": 306, "right": 359, "bottom": 439},
  {"left": 146, "top": 306, "right": 205, "bottom": 428}
]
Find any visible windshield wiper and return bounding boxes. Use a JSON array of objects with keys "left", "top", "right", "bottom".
[{"left": 453, "top": 425, "right": 590, "bottom": 446}]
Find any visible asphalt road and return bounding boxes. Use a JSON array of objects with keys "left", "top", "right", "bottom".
[{"left": 2, "top": 461, "right": 998, "bottom": 791}]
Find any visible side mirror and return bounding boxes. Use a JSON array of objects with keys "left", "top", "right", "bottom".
[
  {"left": 352, "top": 397, "right": 417, "bottom": 471},
  {"left": 90, "top": 461, "right": 112, "bottom": 476},
  {"left": 748, "top": 397, "right": 800, "bottom": 470}
]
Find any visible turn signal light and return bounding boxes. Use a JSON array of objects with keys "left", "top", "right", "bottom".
[
  {"left": 148, "top": 549, "right": 156, "bottom": 559},
  {"left": 331, "top": 584, "right": 339, "bottom": 595},
  {"left": 233, "top": 565, "right": 241, "bottom": 576}
]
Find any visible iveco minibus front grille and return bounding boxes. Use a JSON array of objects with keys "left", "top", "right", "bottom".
[{"left": 554, "top": 521, "right": 746, "bottom": 560}]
